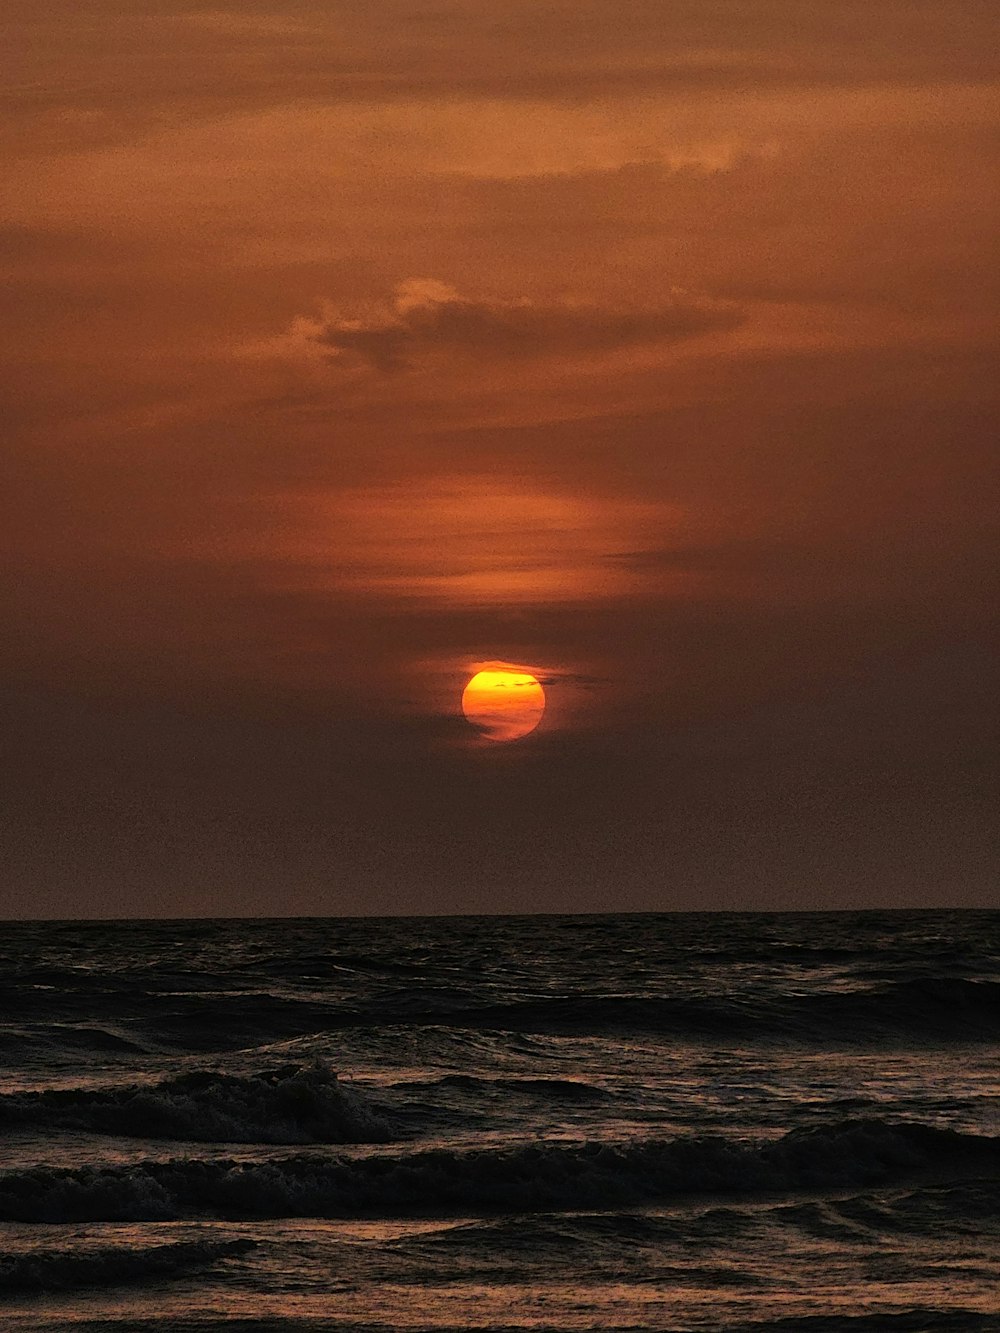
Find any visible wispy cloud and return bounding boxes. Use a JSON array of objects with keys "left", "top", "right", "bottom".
[
  {"left": 298, "top": 279, "right": 742, "bottom": 371},
  {"left": 260, "top": 474, "right": 687, "bottom": 608}
]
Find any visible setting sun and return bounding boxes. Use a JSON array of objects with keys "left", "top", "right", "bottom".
[{"left": 461, "top": 669, "right": 546, "bottom": 742}]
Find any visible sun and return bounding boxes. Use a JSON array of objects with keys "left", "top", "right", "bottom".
[{"left": 461, "top": 668, "right": 546, "bottom": 742}]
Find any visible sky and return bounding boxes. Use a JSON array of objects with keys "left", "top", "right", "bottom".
[{"left": 3, "top": 1, "right": 997, "bottom": 918}]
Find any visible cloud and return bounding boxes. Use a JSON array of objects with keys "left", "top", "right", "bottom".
[
  {"left": 300, "top": 279, "right": 742, "bottom": 371},
  {"left": 262, "top": 474, "right": 685, "bottom": 608}
]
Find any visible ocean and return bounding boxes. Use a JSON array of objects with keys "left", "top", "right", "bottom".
[{"left": 0, "top": 910, "right": 997, "bottom": 1332}]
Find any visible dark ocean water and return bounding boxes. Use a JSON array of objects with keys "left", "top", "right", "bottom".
[{"left": 0, "top": 910, "right": 997, "bottom": 1332}]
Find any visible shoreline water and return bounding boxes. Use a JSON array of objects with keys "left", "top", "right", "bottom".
[{"left": 1, "top": 910, "right": 996, "bottom": 1330}]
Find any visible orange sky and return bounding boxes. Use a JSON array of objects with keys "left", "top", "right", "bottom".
[{"left": 3, "top": 2, "right": 997, "bottom": 916}]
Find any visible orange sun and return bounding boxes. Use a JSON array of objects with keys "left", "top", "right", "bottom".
[{"left": 461, "top": 669, "right": 546, "bottom": 742}]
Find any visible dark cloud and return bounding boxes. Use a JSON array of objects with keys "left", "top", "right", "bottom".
[{"left": 305, "top": 280, "right": 741, "bottom": 371}]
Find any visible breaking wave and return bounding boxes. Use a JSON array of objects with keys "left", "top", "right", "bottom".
[
  {"left": 0, "top": 1119, "right": 995, "bottom": 1224},
  {"left": 0, "top": 1061, "right": 397, "bottom": 1145}
]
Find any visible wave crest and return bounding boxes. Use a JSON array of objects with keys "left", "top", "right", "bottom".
[
  {"left": 0, "top": 1061, "right": 396, "bottom": 1145},
  {"left": 0, "top": 1238, "right": 254, "bottom": 1292},
  {"left": 0, "top": 1119, "right": 995, "bottom": 1224}
]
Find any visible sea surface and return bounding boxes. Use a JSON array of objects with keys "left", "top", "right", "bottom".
[{"left": 0, "top": 910, "right": 997, "bottom": 1332}]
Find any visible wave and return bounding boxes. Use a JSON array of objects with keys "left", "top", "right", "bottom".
[
  {"left": 0, "top": 1024, "right": 152, "bottom": 1059},
  {"left": 135, "top": 996, "right": 349, "bottom": 1053},
  {"left": 198, "top": 976, "right": 1000, "bottom": 1046},
  {"left": 388, "top": 1177, "right": 1000, "bottom": 1262},
  {"left": 0, "top": 1239, "right": 253, "bottom": 1294},
  {"left": 729, "top": 1313, "right": 1000, "bottom": 1332},
  {"left": 0, "top": 1061, "right": 397, "bottom": 1145},
  {"left": 7, "top": 974, "right": 996, "bottom": 1054},
  {"left": 0, "top": 1238, "right": 254, "bottom": 1294},
  {"left": 377, "top": 976, "right": 1000, "bottom": 1044},
  {"left": 127, "top": 975, "right": 1000, "bottom": 1053},
  {"left": 259, "top": 951, "right": 441, "bottom": 979},
  {"left": 0, "top": 1118, "right": 995, "bottom": 1224},
  {"left": 773, "top": 1178, "right": 1000, "bottom": 1244},
  {"left": 402, "top": 1073, "right": 612, "bottom": 1102}
]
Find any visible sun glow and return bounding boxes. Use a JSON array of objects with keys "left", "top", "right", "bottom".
[{"left": 461, "top": 669, "right": 546, "bottom": 742}]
